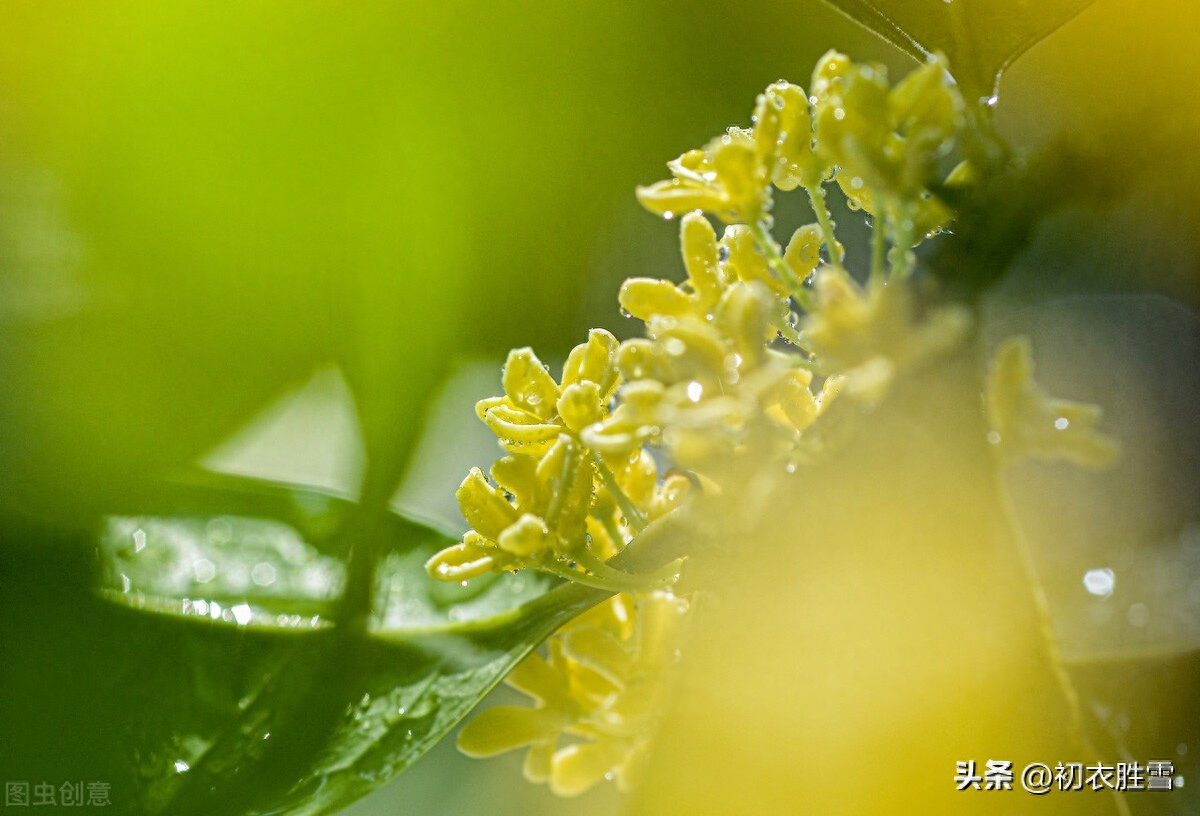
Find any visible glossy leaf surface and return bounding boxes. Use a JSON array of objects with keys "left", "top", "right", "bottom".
[
  {"left": 0, "top": 474, "right": 603, "bottom": 815},
  {"left": 819, "top": 0, "right": 1096, "bottom": 101}
]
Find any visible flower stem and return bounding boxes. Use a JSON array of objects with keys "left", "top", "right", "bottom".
[
  {"left": 542, "top": 553, "right": 680, "bottom": 594},
  {"left": 748, "top": 220, "right": 812, "bottom": 310},
  {"left": 887, "top": 201, "right": 916, "bottom": 279},
  {"left": 869, "top": 199, "right": 888, "bottom": 286},
  {"left": 803, "top": 183, "right": 846, "bottom": 276},
  {"left": 590, "top": 451, "right": 649, "bottom": 533},
  {"left": 996, "top": 478, "right": 1132, "bottom": 816}
]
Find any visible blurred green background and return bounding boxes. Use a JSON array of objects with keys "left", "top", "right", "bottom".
[{"left": 2, "top": 0, "right": 1198, "bottom": 813}]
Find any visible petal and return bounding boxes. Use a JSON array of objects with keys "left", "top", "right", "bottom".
[
  {"left": 679, "top": 212, "right": 724, "bottom": 305},
  {"left": 650, "top": 473, "right": 692, "bottom": 519},
  {"left": 457, "top": 706, "right": 565, "bottom": 758},
  {"left": 721, "top": 224, "right": 786, "bottom": 296},
  {"left": 751, "top": 85, "right": 785, "bottom": 162},
  {"left": 615, "top": 338, "right": 672, "bottom": 382},
  {"left": 616, "top": 449, "right": 657, "bottom": 511},
  {"left": 506, "top": 650, "right": 571, "bottom": 707},
  {"left": 456, "top": 467, "right": 519, "bottom": 541},
  {"left": 562, "top": 328, "right": 620, "bottom": 397},
  {"left": 716, "top": 281, "right": 774, "bottom": 366},
  {"left": 784, "top": 223, "right": 823, "bottom": 281},
  {"left": 503, "top": 347, "right": 561, "bottom": 420},
  {"left": 549, "top": 738, "right": 631, "bottom": 797},
  {"left": 557, "top": 381, "right": 604, "bottom": 434},
  {"left": 619, "top": 278, "right": 695, "bottom": 323},
  {"left": 482, "top": 404, "right": 562, "bottom": 447},
  {"left": 635, "top": 591, "right": 690, "bottom": 669},
  {"left": 497, "top": 513, "right": 552, "bottom": 557},
  {"left": 425, "top": 537, "right": 498, "bottom": 581},
  {"left": 560, "top": 626, "right": 636, "bottom": 687},
  {"left": 710, "top": 139, "right": 765, "bottom": 220},
  {"left": 474, "top": 395, "right": 507, "bottom": 422},
  {"left": 635, "top": 180, "right": 724, "bottom": 219},
  {"left": 522, "top": 741, "right": 556, "bottom": 784},
  {"left": 490, "top": 454, "right": 540, "bottom": 511}
]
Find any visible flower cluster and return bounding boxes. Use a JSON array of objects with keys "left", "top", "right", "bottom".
[
  {"left": 457, "top": 591, "right": 689, "bottom": 797},
  {"left": 426, "top": 330, "right": 689, "bottom": 591},
  {"left": 985, "top": 336, "right": 1119, "bottom": 468},
  {"left": 437, "top": 50, "right": 1118, "bottom": 798}
]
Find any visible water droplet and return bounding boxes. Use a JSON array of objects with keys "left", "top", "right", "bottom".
[
  {"left": 664, "top": 338, "right": 686, "bottom": 356},
  {"left": 1054, "top": 417, "right": 1070, "bottom": 430},
  {"left": 849, "top": 176, "right": 864, "bottom": 190},
  {"left": 231, "top": 603, "right": 254, "bottom": 626},
  {"left": 132, "top": 528, "right": 147, "bottom": 553},
  {"left": 718, "top": 245, "right": 730, "bottom": 263},
  {"left": 174, "top": 760, "right": 190, "bottom": 774},
  {"left": 251, "top": 562, "right": 276, "bottom": 587},
  {"left": 193, "top": 558, "right": 216, "bottom": 583},
  {"left": 785, "top": 463, "right": 797, "bottom": 474},
  {"left": 986, "top": 431, "right": 1002, "bottom": 445},
  {"left": 832, "top": 108, "right": 845, "bottom": 121},
  {"left": 662, "top": 211, "right": 675, "bottom": 221},
  {"left": 1082, "top": 567, "right": 1115, "bottom": 598},
  {"left": 619, "top": 306, "right": 632, "bottom": 319},
  {"left": 686, "top": 381, "right": 704, "bottom": 403},
  {"left": 983, "top": 95, "right": 999, "bottom": 108}
]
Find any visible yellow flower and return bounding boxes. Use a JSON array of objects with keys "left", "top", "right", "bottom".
[
  {"left": 476, "top": 329, "right": 620, "bottom": 454},
  {"left": 635, "top": 127, "right": 772, "bottom": 224},
  {"left": 426, "top": 436, "right": 597, "bottom": 580},
  {"left": 811, "top": 50, "right": 965, "bottom": 241},
  {"left": 800, "top": 270, "right": 971, "bottom": 401},
  {"left": 619, "top": 213, "right": 727, "bottom": 323},
  {"left": 457, "top": 591, "right": 690, "bottom": 796},
  {"left": 985, "top": 336, "right": 1119, "bottom": 468}
]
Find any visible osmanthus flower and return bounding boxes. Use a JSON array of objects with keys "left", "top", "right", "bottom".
[
  {"left": 427, "top": 326, "right": 691, "bottom": 589},
  {"left": 811, "top": 50, "right": 966, "bottom": 241},
  {"left": 634, "top": 81, "right": 824, "bottom": 225},
  {"left": 443, "top": 51, "right": 1056, "bottom": 800},
  {"left": 634, "top": 128, "right": 772, "bottom": 225},
  {"left": 587, "top": 448, "right": 693, "bottom": 559},
  {"left": 456, "top": 591, "right": 690, "bottom": 797},
  {"left": 799, "top": 269, "right": 972, "bottom": 401},
  {"left": 985, "top": 336, "right": 1119, "bottom": 468},
  {"left": 474, "top": 329, "right": 620, "bottom": 455}
]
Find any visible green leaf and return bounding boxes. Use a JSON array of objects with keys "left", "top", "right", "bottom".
[
  {"left": 6, "top": 474, "right": 604, "bottom": 816},
  {"left": 818, "top": 0, "right": 1096, "bottom": 102}
]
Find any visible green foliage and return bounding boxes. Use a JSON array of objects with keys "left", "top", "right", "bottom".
[
  {"left": 819, "top": 0, "right": 1096, "bottom": 101},
  {"left": 1, "top": 473, "right": 601, "bottom": 815}
]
